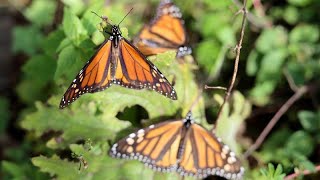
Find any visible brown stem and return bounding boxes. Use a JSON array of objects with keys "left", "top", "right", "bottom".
[
  {"left": 233, "top": 0, "right": 272, "bottom": 28},
  {"left": 243, "top": 86, "right": 308, "bottom": 158},
  {"left": 212, "top": 0, "right": 247, "bottom": 131},
  {"left": 284, "top": 164, "right": 320, "bottom": 180}
]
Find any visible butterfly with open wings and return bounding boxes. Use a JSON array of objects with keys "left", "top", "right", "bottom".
[
  {"left": 60, "top": 11, "right": 177, "bottom": 109},
  {"left": 109, "top": 111, "right": 244, "bottom": 179}
]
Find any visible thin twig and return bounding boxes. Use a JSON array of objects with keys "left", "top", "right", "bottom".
[
  {"left": 213, "top": 0, "right": 247, "bottom": 130},
  {"left": 243, "top": 86, "right": 308, "bottom": 158},
  {"left": 204, "top": 85, "right": 227, "bottom": 91},
  {"left": 284, "top": 164, "right": 320, "bottom": 180},
  {"left": 233, "top": 0, "right": 272, "bottom": 28}
]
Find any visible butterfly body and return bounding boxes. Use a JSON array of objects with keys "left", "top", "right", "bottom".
[
  {"left": 60, "top": 23, "right": 177, "bottom": 108},
  {"left": 109, "top": 112, "right": 244, "bottom": 179},
  {"left": 134, "top": 0, "right": 192, "bottom": 58}
]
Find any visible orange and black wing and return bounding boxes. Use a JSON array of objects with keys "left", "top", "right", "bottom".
[
  {"left": 177, "top": 123, "right": 244, "bottom": 179},
  {"left": 134, "top": 0, "right": 191, "bottom": 57},
  {"left": 117, "top": 38, "right": 177, "bottom": 99},
  {"left": 59, "top": 40, "right": 112, "bottom": 108},
  {"left": 109, "top": 120, "right": 184, "bottom": 171}
]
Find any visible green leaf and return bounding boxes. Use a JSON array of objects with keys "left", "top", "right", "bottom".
[
  {"left": 289, "top": 24, "right": 319, "bottom": 43},
  {"left": 298, "top": 110, "right": 320, "bottom": 132},
  {"left": 214, "top": 91, "right": 251, "bottom": 153},
  {"left": 21, "top": 101, "right": 130, "bottom": 149},
  {"left": 61, "top": 0, "right": 85, "bottom": 15},
  {"left": 256, "top": 26, "right": 288, "bottom": 53},
  {"left": 24, "top": 0, "right": 57, "bottom": 27},
  {"left": 283, "top": 6, "right": 299, "bottom": 24},
  {"left": 32, "top": 144, "right": 195, "bottom": 180},
  {"left": 260, "top": 164, "right": 286, "bottom": 180},
  {"left": 195, "top": 40, "right": 221, "bottom": 74},
  {"left": 286, "top": 131, "right": 314, "bottom": 156},
  {"left": 22, "top": 55, "right": 56, "bottom": 87},
  {"left": 62, "top": 7, "right": 88, "bottom": 45},
  {"left": 246, "top": 50, "right": 260, "bottom": 76},
  {"left": 12, "top": 26, "right": 44, "bottom": 55},
  {"left": 54, "top": 45, "right": 83, "bottom": 81},
  {"left": 81, "top": 0, "right": 105, "bottom": 35},
  {"left": 42, "top": 29, "right": 65, "bottom": 57}
]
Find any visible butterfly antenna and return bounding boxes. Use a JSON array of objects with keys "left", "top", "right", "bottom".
[
  {"left": 118, "top": 8, "right": 133, "bottom": 26},
  {"left": 91, "top": 11, "right": 113, "bottom": 26}
]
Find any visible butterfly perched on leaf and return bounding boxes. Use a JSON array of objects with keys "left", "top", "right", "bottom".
[
  {"left": 59, "top": 10, "right": 177, "bottom": 109},
  {"left": 109, "top": 111, "right": 244, "bottom": 179},
  {"left": 134, "top": 0, "right": 192, "bottom": 58}
]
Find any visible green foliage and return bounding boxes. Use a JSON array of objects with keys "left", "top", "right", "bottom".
[
  {"left": 6, "top": 0, "right": 320, "bottom": 179},
  {"left": 24, "top": 0, "right": 57, "bottom": 27},
  {"left": 260, "top": 164, "right": 286, "bottom": 180}
]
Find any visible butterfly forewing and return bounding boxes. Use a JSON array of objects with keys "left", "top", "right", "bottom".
[
  {"left": 119, "top": 39, "right": 177, "bottom": 99},
  {"left": 109, "top": 120, "right": 184, "bottom": 171},
  {"left": 60, "top": 40, "right": 112, "bottom": 108}
]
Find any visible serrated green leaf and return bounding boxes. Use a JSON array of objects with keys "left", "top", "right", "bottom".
[
  {"left": 62, "top": 7, "right": 88, "bottom": 45},
  {"left": 23, "top": 0, "right": 56, "bottom": 27},
  {"left": 21, "top": 101, "right": 130, "bottom": 148}
]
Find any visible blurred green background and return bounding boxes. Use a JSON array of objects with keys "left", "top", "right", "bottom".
[{"left": 1, "top": 0, "right": 320, "bottom": 179}]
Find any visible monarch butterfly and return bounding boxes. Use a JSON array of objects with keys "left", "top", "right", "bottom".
[
  {"left": 134, "top": 0, "right": 192, "bottom": 58},
  {"left": 109, "top": 112, "right": 244, "bottom": 179},
  {"left": 59, "top": 11, "right": 177, "bottom": 109}
]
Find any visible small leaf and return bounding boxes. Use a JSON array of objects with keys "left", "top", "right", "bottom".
[
  {"left": 246, "top": 50, "right": 260, "bottom": 76},
  {"left": 286, "top": 131, "right": 314, "bottom": 156},
  {"left": 256, "top": 26, "right": 288, "bottom": 53},
  {"left": 289, "top": 24, "right": 319, "bottom": 43},
  {"left": 298, "top": 110, "right": 319, "bottom": 132},
  {"left": 61, "top": 0, "right": 85, "bottom": 15},
  {"left": 62, "top": 7, "right": 88, "bottom": 45},
  {"left": 42, "top": 29, "right": 65, "bottom": 56},
  {"left": 24, "top": 0, "right": 57, "bottom": 27}
]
